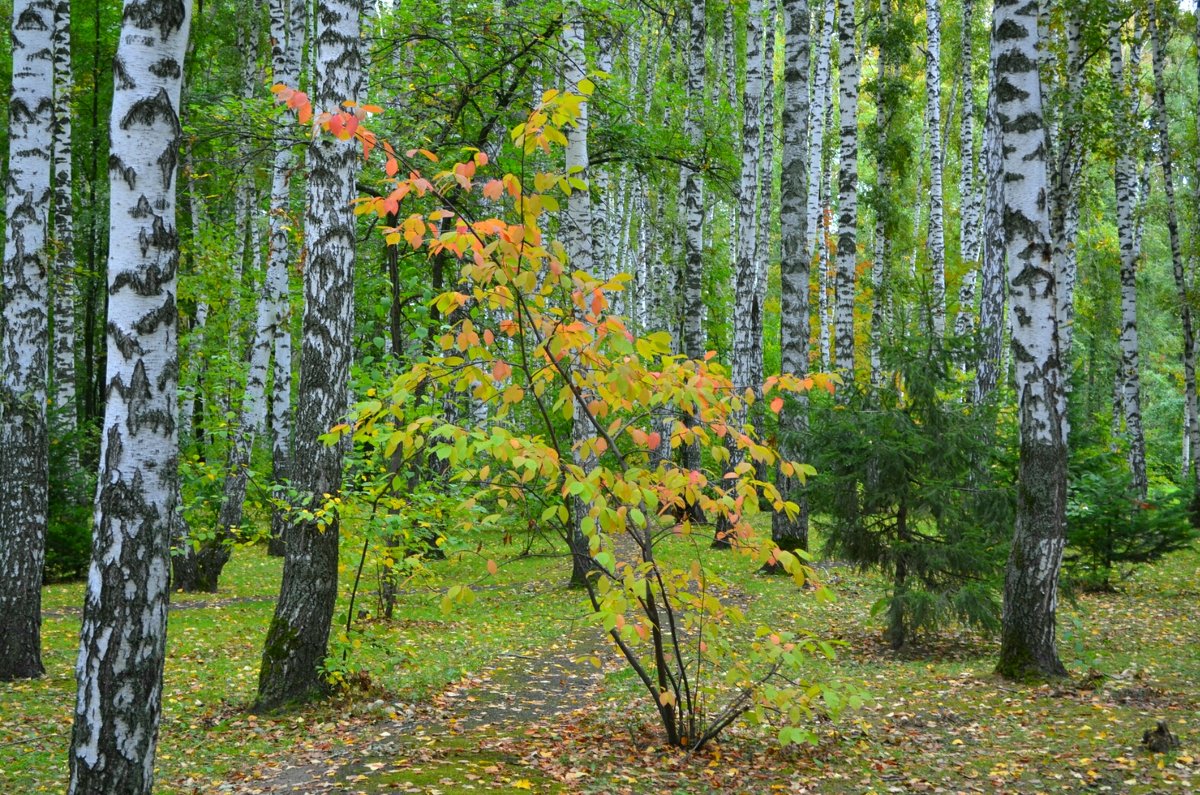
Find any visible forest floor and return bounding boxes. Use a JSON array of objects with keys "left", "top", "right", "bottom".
[{"left": 3, "top": 525, "right": 1199, "bottom": 794}]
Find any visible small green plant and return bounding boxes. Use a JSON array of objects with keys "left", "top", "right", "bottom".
[
  {"left": 806, "top": 335, "right": 1013, "bottom": 649},
  {"left": 1065, "top": 455, "right": 1197, "bottom": 591}
]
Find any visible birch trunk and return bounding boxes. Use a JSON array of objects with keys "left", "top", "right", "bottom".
[
  {"left": 561, "top": 1, "right": 596, "bottom": 585},
  {"left": 715, "top": 0, "right": 766, "bottom": 548},
  {"left": 732, "top": 0, "right": 766, "bottom": 402},
  {"left": 1151, "top": 3, "right": 1200, "bottom": 487},
  {"left": 680, "top": 0, "right": 707, "bottom": 484},
  {"left": 806, "top": 0, "right": 834, "bottom": 258},
  {"left": 267, "top": 0, "right": 305, "bottom": 558},
  {"left": 1109, "top": 18, "right": 1147, "bottom": 499},
  {"left": 0, "top": 0, "right": 55, "bottom": 683},
  {"left": 256, "top": 0, "right": 362, "bottom": 710},
  {"left": 771, "top": 0, "right": 811, "bottom": 558},
  {"left": 974, "top": 52, "right": 1005, "bottom": 405},
  {"left": 954, "top": 0, "right": 981, "bottom": 339},
  {"left": 925, "top": 0, "right": 946, "bottom": 337},
  {"left": 67, "top": 2, "right": 190, "bottom": 790},
  {"left": 993, "top": 0, "right": 1069, "bottom": 680},
  {"left": 833, "top": 0, "right": 858, "bottom": 380},
  {"left": 51, "top": 0, "right": 78, "bottom": 444},
  {"left": 750, "top": 0, "right": 778, "bottom": 402}
]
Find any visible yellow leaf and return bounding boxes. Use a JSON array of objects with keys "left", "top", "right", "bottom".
[{"left": 513, "top": 780, "right": 533, "bottom": 791}]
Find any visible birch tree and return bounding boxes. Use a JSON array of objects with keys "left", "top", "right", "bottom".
[
  {"left": 772, "top": 0, "right": 811, "bottom": 557},
  {"left": 975, "top": 52, "right": 1005, "bottom": 404},
  {"left": 1151, "top": 1, "right": 1200, "bottom": 486},
  {"left": 954, "top": 0, "right": 982, "bottom": 339},
  {"left": 257, "top": 0, "right": 363, "bottom": 710},
  {"left": 833, "top": 0, "right": 859, "bottom": 379},
  {"left": 732, "top": 0, "right": 766, "bottom": 405},
  {"left": 1109, "top": 13, "right": 1147, "bottom": 498},
  {"left": 67, "top": 1, "right": 190, "bottom": 791},
  {"left": 52, "top": 0, "right": 77, "bottom": 444},
  {"left": 680, "top": 0, "right": 707, "bottom": 482},
  {"left": 993, "top": 0, "right": 1069, "bottom": 680},
  {"left": 0, "top": 0, "right": 55, "bottom": 682},
  {"left": 266, "top": 0, "right": 305, "bottom": 557},
  {"left": 561, "top": 0, "right": 596, "bottom": 585},
  {"left": 925, "top": 0, "right": 946, "bottom": 337}
]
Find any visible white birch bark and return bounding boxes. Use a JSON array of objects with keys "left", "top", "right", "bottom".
[
  {"left": 267, "top": 0, "right": 305, "bottom": 557},
  {"left": 870, "top": 0, "right": 892, "bottom": 385},
  {"left": 680, "top": 0, "right": 707, "bottom": 482},
  {"left": 1109, "top": 16, "right": 1147, "bottom": 499},
  {"left": 732, "top": 0, "right": 765, "bottom": 399},
  {"left": 257, "top": 0, "right": 362, "bottom": 710},
  {"left": 833, "top": 0, "right": 858, "bottom": 380},
  {"left": 993, "top": 0, "right": 1068, "bottom": 680},
  {"left": 925, "top": 0, "right": 946, "bottom": 337},
  {"left": 806, "top": 0, "right": 834, "bottom": 259},
  {"left": 0, "top": 0, "right": 54, "bottom": 683},
  {"left": 773, "top": 0, "right": 811, "bottom": 554},
  {"left": 1151, "top": 3, "right": 1200, "bottom": 487},
  {"left": 561, "top": 0, "right": 596, "bottom": 583},
  {"left": 975, "top": 56, "right": 1005, "bottom": 405},
  {"left": 954, "top": 0, "right": 981, "bottom": 339},
  {"left": 751, "top": 0, "right": 778, "bottom": 394},
  {"left": 51, "top": 0, "right": 77, "bottom": 441},
  {"left": 67, "top": 1, "right": 190, "bottom": 790}
]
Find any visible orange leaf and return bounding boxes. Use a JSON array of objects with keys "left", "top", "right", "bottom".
[
  {"left": 486, "top": 559, "right": 499, "bottom": 576},
  {"left": 770, "top": 397, "right": 784, "bottom": 414}
]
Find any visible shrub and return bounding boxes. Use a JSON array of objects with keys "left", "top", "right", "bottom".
[{"left": 805, "top": 337, "right": 1013, "bottom": 649}]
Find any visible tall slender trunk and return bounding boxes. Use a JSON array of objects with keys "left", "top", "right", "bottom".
[
  {"left": 806, "top": 0, "right": 834, "bottom": 259},
  {"left": 925, "top": 0, "right": 946, "bottom": 337},
  {"left": 0, "top": 0, "right": 55, "bottom": 682},
  {"left": 993, "top": 0, "right": 1069, "bottom": 681},
  {"left": 1151, "top": 1, "right": 1200, "bottom": 487},
  {"left": 751, "top": 0, "right": 778, "bottom": 399},
  {"left": 67, "top": 2, "right": 190, "bottom": 790},
  {"left": 955, "top": 0, "right": 981, "bottom": 339},
  {"left": 51, "top": 0, "right": 78, "bottom": 447},
  {"left": 870, "top": 0, "right": 893, "bottom": 386},
  {"left": 680, "top": 0, "right": 707, "bottom": 483},
  {"left": 717, "top": 0, "right": 766, "bottom": 548},
  {"left": 561, "top": 0, "right": 596, "bottom": 585},
  {"left": 772, "top": 0, "right": 811, "bottom": 558},
  {"left": 833, "top": 0, "right": 858, "bottom": 382},
  {"left": 1109, "top": 17, "right": 1147, "bottom": 499},
  {"left": 267, "top": 0, "right": 305, "bottom": 558},
  {"left": 256, "top": 0, "right": 362, "bottom": 710},
  {"left": 975, "top": 51, "right": 1005, "bottom": 405}
]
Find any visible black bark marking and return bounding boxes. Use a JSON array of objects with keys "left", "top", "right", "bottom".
[
  {"left": 123, "top": 0, "right": 187, "bottom": 38},
  {"left": 148, "top": 57, "right": 181, "bottom": 79},
  {"left": 120, "top": 88, "right": 181, "bottom": 135},
  {"left": 109, "top": 154, "right": 137, "bottom": 189}
]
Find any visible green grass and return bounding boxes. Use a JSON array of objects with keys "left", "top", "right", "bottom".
[{"left": 2, "top": 520, "right": 1198, "bottom": 794}]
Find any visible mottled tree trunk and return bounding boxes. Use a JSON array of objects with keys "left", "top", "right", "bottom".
[
  {"left": 266, "top": 0, "right": 305, "bottom": 558},
  {"left": 0, "top": 0, "right": 55, "bottom": 683},
  {"left": 716, "top": 0, "right": 765, "bottom": 548},
  {"left": 256, "top": 0, "right": 362, "bottom": 711},
  {"left": 954, "top": 0, "right": 981, "bottom": 340},
  {"left": 770, "top": 0, "right": 811, "bottom": 560},
  {"left": 67, "top": 2, "right": 190, "bottom": 791},
  {"left": 51, "top": 0, "right": 78, "bottom": 448},
  {"left": 561, "top": 1, "right": 597, "bottom": 585},
  {"left": 833, "top": 0, "right": 858, "bottom": 381},
  {"left": 925, "top": 0, "right": 946, "bottom": 337},
  {"left": 993, "top": 0, "right": 1069, "bottom": 681},
  {"left": 974, "top": 53, "right": 1005, "bottom": 405},
  {"left": 1108, "top": 18, "right": 1147, "bottom": 499},
  {"left": 1152, "top": 2, "right": 1200, "bottom": 487},
  {"left": 680, "top": 0, "right": 707, "bottom": 489}
]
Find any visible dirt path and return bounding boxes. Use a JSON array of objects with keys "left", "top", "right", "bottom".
[{"left": 245, "top": 608, "right": 611, "bottom": 794}]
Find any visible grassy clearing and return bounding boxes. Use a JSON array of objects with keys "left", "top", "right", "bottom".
[{"left": 2, "top": 523, "right": 1197, "bottom": 794}]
